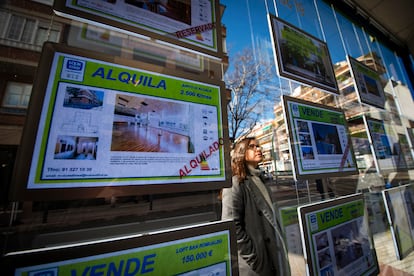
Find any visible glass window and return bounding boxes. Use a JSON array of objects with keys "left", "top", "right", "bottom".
[
  {"left": 6, "top": 14, "right": 24, "bottom": 41},
  {"left": 314, "top": 1, "right": 346, "bottom": 64},
  {"left": 333, "top": 11, "right": 364, "bottom": 58},
  {"left": 2, "top": 82, "right": 32, "bottom": 109},
  {"left": 35, "top": 27, "right": 60, "bottom": 46},
  {"left": 0, "top": 11, "right": 9, "bottom": 34},
  {"left": 20, "top": 18, "right": 36, "bottom": 43}
]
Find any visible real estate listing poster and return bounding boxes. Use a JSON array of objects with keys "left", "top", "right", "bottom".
[
  {"left": 279, "top": 205, "right": 306, "bottom": 276},
  {"left": 1, "top": 220, "right": 238, "bottom": 276},
  {"left": 268, "top": 14, "right": 338, "bottom": 94},
  {"left": 382, "top": 184, "right": 414, "bottom": 260},
  {"left": 10, "top": 42, "right": 229, "bottom": 200},
  {"left": 298, "top": 194, "right": 379, "bottom": 276},
  {"left": 347, "top": 55, "right": 386, "bottom": 109},
  {"left": 282, "top": 95, "right": 357, "bottom": 179},
  {"left": 366, "top": 118, "right": 409, "bottom": 172},
  {"left": 53, "top": 0, "right": 223, "bottom": 58}
]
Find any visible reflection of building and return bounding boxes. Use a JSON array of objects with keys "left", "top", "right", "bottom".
[
  {"left": 0, "top": 2, "right": 228, "bottom": 147},
  {"left": 255, "top": 52, "right": 414, "bottom": 191},
  {"left": 246, "top": 120, "right": 275, "bottom": 173},
  {"left": 0, "top": 3, "right": 63, "bottom": 145}
]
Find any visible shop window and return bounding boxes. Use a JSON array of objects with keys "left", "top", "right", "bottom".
[{"left": 2, "top": 81, "right": 32, "bottom": 110}]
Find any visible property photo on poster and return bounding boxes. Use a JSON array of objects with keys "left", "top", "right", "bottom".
[
  {"left": 298, "top": 194, "right": 379, "bottom": 276},
  {"left": 347, "top": 55, "right": 386, "bottom": 109},
  {"left": 268, "top": 14, "right": 338, "bottom": 94},
  {"left": 282, "top": 95, "right": 357, "bottom": 179},
  {"left": 10, "top": 43, "right": 229, "bottom": 200},
  {"left": 53, "top": 0, "right": 222, "bottom": 58},
  {"left": 1, "top": 221, "right": 238, "bottom": 276},
  {"left": 382, "top": 184, "right": 414, "bottom": 260}
]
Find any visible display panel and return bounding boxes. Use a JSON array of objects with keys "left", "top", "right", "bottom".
[
  {"left": 366, "top": 118, "right": 409, "bottom": 172},
  {"left": 298, "top": 194, "right": 379, "bottom": 276},
  {"left": 382, "top": 184, "right": 414, "bottom": 260},
  {"left": 347, "top": 55, "right": 386, "bottom": 109},
  {"left": 10, "top": 42, "right": 230, "bottom": 200},
  {"left": 53, "top": 0, "right": 223, "bottom": 58},
  {"left": 279, "top": 205, "right": 306, "bottom": 276},
  {"left": 282, "top": 95, "right": 357, "bottom": 179},
  {"left": 268, "top": 14, "right": 338, "bottom": 94},
  {"left": 1, "top": 220, "right": 238, "bottom": 276}
]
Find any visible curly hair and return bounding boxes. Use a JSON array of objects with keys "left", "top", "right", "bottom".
[{"left": 231, "top": 137, "right": 257, "bottom": 180}]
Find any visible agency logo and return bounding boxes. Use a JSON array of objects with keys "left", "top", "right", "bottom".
[
  {"left": 61, "top": 56, "right": 86, "bottom": 82},
  {"left": 66, "top": 59, "right": 83, "bottom": 71},
  {"left": 309, "top": 213, "right": 318, "bottom": 232}
]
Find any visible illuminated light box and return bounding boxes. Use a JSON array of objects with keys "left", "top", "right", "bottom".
[
  {"left": 282, "top": 95, "right": 358, "bottom": 179},
  {"left": 10, "top": 42, "right": 230, "bottom": 200},
  {"left": 1, "top": 220, "right": 238, "bottom": 276},
  {"left": 268, "top": 14, "right": 339, "bottom": 94},
  {"left": 366, "top": 118, "right": 409, "bottom": 172},
  {"left": 298, "top": 194, "right": 379, "bottom": 276},
  {"left": 382, "top": 184, "right": 414, "bottom": 260},
  {"left": 347, "top": 55, "right": 386, "bottom": 109},
  {"left": 53, "top": 0, "right": 223, "bottom": 59}
]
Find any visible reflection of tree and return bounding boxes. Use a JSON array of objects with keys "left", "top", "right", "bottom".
[{"left": 225, "top": 48, "right": 274, "bottom": 140}]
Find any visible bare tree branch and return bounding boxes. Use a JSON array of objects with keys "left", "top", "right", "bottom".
[{"left": 225, "top": 47, "right": 274, "bottom": 140}]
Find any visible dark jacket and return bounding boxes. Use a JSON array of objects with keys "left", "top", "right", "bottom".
[{"left": 222, "top": 165, "right": 290, "bottom": 275}]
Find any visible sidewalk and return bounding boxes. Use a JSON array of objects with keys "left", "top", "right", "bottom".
[{"left": 375, "top": 231, "right": 414, "bottom": 275}]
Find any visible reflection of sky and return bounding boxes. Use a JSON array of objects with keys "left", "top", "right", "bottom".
[{"left": 220, "top": 0, "right": 413, "bottom": 97}]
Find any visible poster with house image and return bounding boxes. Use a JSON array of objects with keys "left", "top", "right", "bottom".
[
  {"left": 53, "top": 0, "right": 223, "bottom": 58},
  {"left": 298, "top": 194, "right": 379, "bottom": 276},
  {"left": 282, "top": 95, "right": 357, "bottom": 179},
  {"left": 12, "top": 43, "right": 228, "bottom": 200},
  {"left": 268, "top": 14, "right": 338, "bottom": 94},
  {"left": 347, "top": 55, "right": 386, "bottom": 109}
]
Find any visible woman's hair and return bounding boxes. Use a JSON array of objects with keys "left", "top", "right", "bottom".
[{"left": 231, "top": 137, "right": 256, "bottom": 180}]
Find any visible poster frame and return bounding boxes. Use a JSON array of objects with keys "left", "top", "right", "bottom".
[
  {"left": 53, "top": 0, "right": 223, "bottom": 59},
  {"left": 268, "top": 14, "right": 339, "bottom": 94},
  {"left": 0, "top": 220, "right": 239, "bottom": 276},
  {"left": 9, "top": 42, "right": 230, "bottom": 201},
  {"left": 382, "top": 184, "right": 414, "bottom": 260},
  {"left": 365, "top": 117, "right": 408, "bottom": 172},
  {"left": 298, "top": 193, "right": 379, "bottom": 276},
  {"left": 282, "top": 95, "right": 358, "bottom": 180},
  {"left": 347, "top": 55, "right": 386, "bottom": 109}
]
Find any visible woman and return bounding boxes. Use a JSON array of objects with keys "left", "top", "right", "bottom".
[{"left": 222, "top": 137, "right": 290, "bottom": 275}]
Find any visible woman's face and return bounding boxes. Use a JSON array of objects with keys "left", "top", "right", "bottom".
[{"left": 245, "top": 139, "right": 263, "bottom": 165}]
